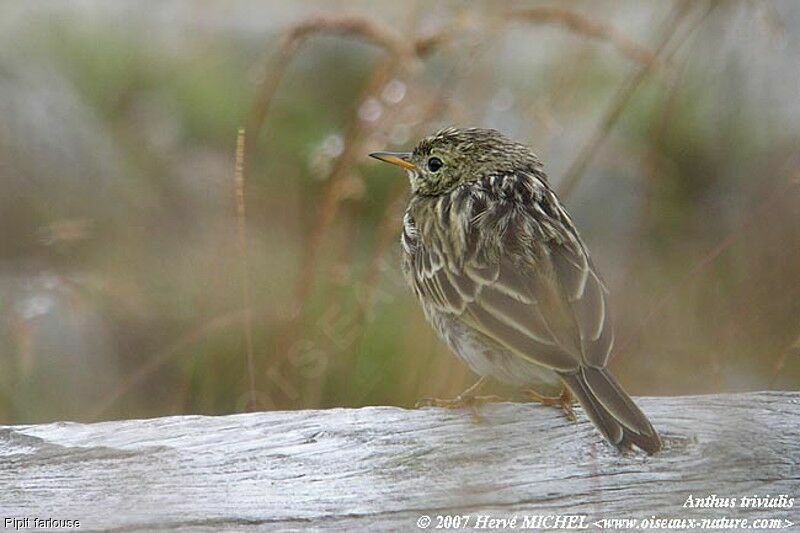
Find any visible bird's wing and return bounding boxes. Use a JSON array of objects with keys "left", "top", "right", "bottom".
[
  {"left": 410, "top": 204, "right": 613, "bottom": 371},
  {"left": 549, "top": 234, "right": 614, "bottom": 368},
  {"left": 410, "top": 239, "right": 584, "bottom": 373}
]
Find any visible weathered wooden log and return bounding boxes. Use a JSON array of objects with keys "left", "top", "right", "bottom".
[{"left": 1, "top": 392, "right": 797, "bottom": 531}]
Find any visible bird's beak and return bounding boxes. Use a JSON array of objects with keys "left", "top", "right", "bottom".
[{"left": 369, "top": 151, "right": 416, "bottom": 171}]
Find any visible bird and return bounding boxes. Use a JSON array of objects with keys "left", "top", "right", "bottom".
[{"left": 370, "top": 127, "right": 662, "bottom": 454}]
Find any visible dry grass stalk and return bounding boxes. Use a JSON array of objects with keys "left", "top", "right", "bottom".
[
  {"left": 290, "top": 62, "right": 398, "bottom": 321},
  {"left": 345, "top": 29, "right": 502, "bottom": 401},
  {"left": 235, "top": 128, "right": 258, "bottom": 411},
  {"left": 92, "top": 131, "right": 261, "bottom": 419},
  {"left": 355, "top": 184, "right": 407, "bottom": 320},
  {"left": 238, "top": 15, "right": 430, "bottom": 404},
  {"left": 90, "top": 311, "right": 246, "bottom": 420},
  {"left": 284, "top": 16, "right": 413, "bottom": 61},
  {"left": 246, "top": 16, "right": 413, "bottom": 151},
  {"left": 556, "top": 1, "right": 710, "bottom": 199},
  {"left": 352, "top": 50, "right": 489, "bottom": 323},
  {"left": 92, "top": 129, "right": 261, "bottom": 418},
  {"left": 244, "top": 15, "right": 427, "bottom": 327},
  {"left": 617, "top": 173, "right": 800, "bottom": 362},
  {"left": 622, "top": 9, "right": 701, "bottom": 284},
  {"left": 276, "top": 27, "right": 459, "bottom": 362},
  {"left": 771, "top": 334, "right": 800, "bottom": 386},
  {"left": 274, "top": 16, "right": 480, "bottom": 403},
  {"left": 505, "top": 7, "right": 660, "bottom": 68}
]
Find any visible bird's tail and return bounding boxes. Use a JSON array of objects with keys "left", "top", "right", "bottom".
[{"left": 559, "top": 366, "right": 662, "bottom": 454}]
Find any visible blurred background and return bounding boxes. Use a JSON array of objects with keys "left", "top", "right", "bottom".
[{"left": 1, "top": 0, "right": 798, "bottom": 424}]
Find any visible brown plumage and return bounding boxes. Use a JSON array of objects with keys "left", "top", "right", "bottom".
[{"left": 371, "top": 127, "right": 662, "bottom": 454}]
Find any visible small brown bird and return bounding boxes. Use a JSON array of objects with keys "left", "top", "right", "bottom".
[{"left": 371, "top": 127, "right": 661, "bottom": 454}]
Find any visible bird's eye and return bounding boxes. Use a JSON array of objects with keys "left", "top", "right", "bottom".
[{"left": 427, "top": 157, "right": 443, "bottom": 172}]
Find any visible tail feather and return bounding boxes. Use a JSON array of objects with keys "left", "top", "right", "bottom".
[{"left": 560, "top": 366, "right": 662, "bottom": 454}]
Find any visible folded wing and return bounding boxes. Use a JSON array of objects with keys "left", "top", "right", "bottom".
[{"left": 410, "top": 204, "right": 613, "bottom": 372}]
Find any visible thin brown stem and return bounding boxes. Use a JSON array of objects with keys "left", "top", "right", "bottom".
[
  {"left": 245, "top": 16, "right": 413, "bottom": 151},
  {"left": 90, "top": 311, "right": 246, "bottom": 421},
  {"left": 277, "top": 27, "right": 457, "bottom": 356},
  {"left": 770, "top": 334, "right": 800, "bottom": 387},
  {"left": 623, "top": 8, "right": 701, "bottom": 284},
  {"left": 617, "top": 173, "right": 800, "bottom": 361},
  {"left": 352, "top": 25, "right": 498, "bottom": 329},
  {"left": 287, "top": 62, "right": 397, "bottom": 325},
  {"left": 505, "top": 7, "right": 660, "bottom": 68},
  {"left": 235, "top": 128, "right": 258, "bottom": 411},
  {"left": 558, "top": 1, "right": 712, "bottom": 199},
  {"left": 355, "top": 184, "right": 407, "bottom": 320},
  {"left": 240, "top": 15, "right": 431, "bottom": 406}
]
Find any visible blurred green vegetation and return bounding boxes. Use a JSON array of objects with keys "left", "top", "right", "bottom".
[{"left": 0, "top": 1, "right": 798, "bottom": 424}]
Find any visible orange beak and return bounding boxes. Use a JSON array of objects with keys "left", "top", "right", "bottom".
[{"left": 369, "top": 151, "right": 416, "bottom": 171}]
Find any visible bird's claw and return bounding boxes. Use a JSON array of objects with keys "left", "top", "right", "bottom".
[{"left": 524, "top": 387, "right": 576, "bottom": 422}]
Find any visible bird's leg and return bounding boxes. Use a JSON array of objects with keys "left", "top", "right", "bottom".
[
  {"left": 415, "top": 377, "right": 505, "bottom": 410},
  {"left": 523, "top": 386, "right": 576, "bottom": 421}
]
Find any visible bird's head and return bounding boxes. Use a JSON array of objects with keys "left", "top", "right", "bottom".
[{"left": 370, "top": 127, "right": 542, "bottom": 195}]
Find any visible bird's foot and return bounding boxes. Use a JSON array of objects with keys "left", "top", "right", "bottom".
[
  {"left": 415, "top": 377, "right": 506, "bottom": 420},
  {"left": 523, "top": 387, "right": 576, "bottom": 422},
  {"left": 415, "top": 393, "right": 507, "bottom": 423},
  {"left": 414, "top": 394, "right": 506, "bottom": 410}
]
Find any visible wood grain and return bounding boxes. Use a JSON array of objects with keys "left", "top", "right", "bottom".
[{"left": 1, "top": 392, "right": 798, "bottom": 531}]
